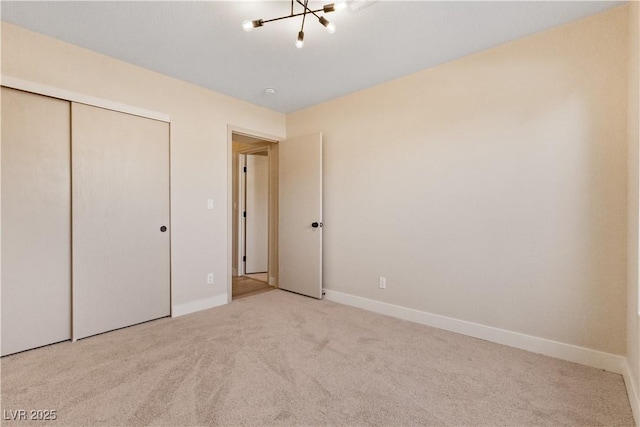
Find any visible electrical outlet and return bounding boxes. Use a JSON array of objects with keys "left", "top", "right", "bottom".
[
  {"left": 207, "top": 199, "right": 214, "bottom": 210},
  {"left": 379, "top": 276, "right": 386, "bottom": 289},
  {"left": 207, "top": 273, "right": 214, "bottom": 284}
]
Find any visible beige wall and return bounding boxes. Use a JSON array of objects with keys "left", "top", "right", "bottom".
[
  {"left": 287, "top": 7, "right": 628, "bottom": 354},
  {"left": 1, "top": 22, "right": 286, "bottom": 310},
  {"left": 627, "top": 0, "right": 640, "bottom": 416}
]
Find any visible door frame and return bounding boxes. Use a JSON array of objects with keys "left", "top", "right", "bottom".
[{"left": 227, "top": 126, "right": 282, "bottom": 303}]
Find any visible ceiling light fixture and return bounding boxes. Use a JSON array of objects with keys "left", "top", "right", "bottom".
[{"left": 242, "top": 0, "right": 346, "bottom": 48}]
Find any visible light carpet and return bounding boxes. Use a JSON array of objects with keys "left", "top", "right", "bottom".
[{"left": 1, "top": 290, "right": 634, "bottom": 426}]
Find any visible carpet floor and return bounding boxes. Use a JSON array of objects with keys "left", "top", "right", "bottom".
[{"left": 0, "top": 290, "right": 634, "bottom": 426}]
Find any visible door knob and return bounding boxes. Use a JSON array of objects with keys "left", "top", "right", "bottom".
[
  {"left": 311, "top": 222, "right": 323, "bottom": 228},
  {"left": 160, "top": 226, "right": 167, "bottom": 232}
]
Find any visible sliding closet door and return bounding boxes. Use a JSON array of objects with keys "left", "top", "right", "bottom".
[
  {"left": 72, "top": 103, "right": 170, "bottom": 340},
  {"left": 1, "top": 88, "right": 71, "bottom": 356}
]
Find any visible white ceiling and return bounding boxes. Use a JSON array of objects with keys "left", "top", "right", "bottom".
[{"left": 1, "top": 1, "right": 625, "bottom": 113}]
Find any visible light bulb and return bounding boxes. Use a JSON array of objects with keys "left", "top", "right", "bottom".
[
  {"left": 335, "top": 1, "right": 347, "bottom": 10},
  {"left": 319, "top": 16, "right": 336, "bottom": 33},
  {"left": 296, "top": 31, "right": 305, "bottom": 48},
  {"left": 242, "top": 19, "right": 263, "bottom": 32}
]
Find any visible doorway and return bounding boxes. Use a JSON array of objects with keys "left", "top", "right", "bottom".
[
  {"left": 231, "top": 131, "right": 278, "bottom": 300},
  {"left": 228, "top": 129, "right": 323, "bottom": 301}
]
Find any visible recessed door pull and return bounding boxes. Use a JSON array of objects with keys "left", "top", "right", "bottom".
[
  {"left": 311, "top": 222, "right": 323, "bottom": 228},
  {"left": 160, "top": 226, "right": 167, "bottom": 232}
]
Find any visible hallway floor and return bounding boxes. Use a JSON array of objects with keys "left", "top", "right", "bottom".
[{"left": 232, "top": 275, "right": 273, "bottom": 300}]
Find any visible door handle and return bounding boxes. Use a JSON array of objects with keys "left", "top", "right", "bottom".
[
  {"left": 311, "top": 222, "right": 323, "bottom": 228},
  {"left": 160, "top": 226, "right": 167, "bottom": 232}
]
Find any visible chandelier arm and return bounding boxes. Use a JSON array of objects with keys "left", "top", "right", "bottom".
[
  {"left": 300, "top": 0, "right": 309, "bottom": 32},
  {"left": 295, "top": 0, "right": 323, "bottom": 21},
  {"left": 260, "top": 8, "right": 324, "bottom": 24}
]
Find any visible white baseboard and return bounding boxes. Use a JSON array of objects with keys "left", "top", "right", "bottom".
[
  {"left": 232, "top": 267, "right": 238, "bottom": 277},
  {"left": 171, "top": 293, "right": 228, "bottom": 317},
  {"left": 623, "top": 359, "right": 640, "bottom": 426},
  {"left": 324, "top": 289, "right": 626, "bottom": 375}
]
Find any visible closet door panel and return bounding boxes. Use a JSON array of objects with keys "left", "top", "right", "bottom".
[
  {"left": 72, "top": 103, "right": 170, "bottom": 340},
  {"left": 1, "top": 87, "right": 71, "bottom": 356}
]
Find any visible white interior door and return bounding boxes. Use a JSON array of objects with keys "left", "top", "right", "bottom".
[
  {"left": 245, "top": 153, "right": 269, "bottom": 273},
  {"left": 1, "top": 88, "right": 71, "bottom": 356},
  {"left": 278, "top": 133, "right": 323, "bottom": 299},
  {"left": 72, "top": 103, "right": 170, "bottom": 340}
]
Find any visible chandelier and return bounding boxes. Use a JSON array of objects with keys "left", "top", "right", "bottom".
[{"left": 242, "top": 1, "right": 347, "bottom": 48}]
